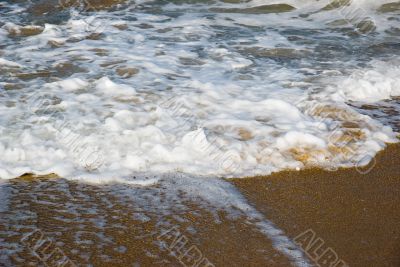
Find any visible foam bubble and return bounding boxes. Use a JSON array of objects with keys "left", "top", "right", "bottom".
[
  {"left": 331, "top": 61, "right": 400, "bottom": 103},
  {"left": 0, "top": 0, "right": 399, "bottom": 182},
  {"left": 0, "top": 58, "right": 23, "bottom": 68}
]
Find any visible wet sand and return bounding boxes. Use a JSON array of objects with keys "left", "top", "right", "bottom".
[
  {"left": 233, "top": 143, "right": 400, "bottom": 267},
  {"left": 0, "top": 177, "right": 292, "bottom": 266},
  {"left": 1, "top": 144, "right": 399, "bottom": 267},
  {"left": 1, "top": 0, "right": 400, "bottom": 266}
]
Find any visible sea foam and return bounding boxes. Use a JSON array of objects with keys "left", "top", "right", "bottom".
[{"left": 0, "top": 0, "right": 399, "bottom": 182}]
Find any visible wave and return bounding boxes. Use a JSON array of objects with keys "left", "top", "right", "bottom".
[{"left": 0, "top": 0, "right": 399, "bottom": 182}]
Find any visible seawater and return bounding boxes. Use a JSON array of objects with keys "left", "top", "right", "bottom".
[{"left": 0, "top": 0, "right": 399, "bottom": 182}]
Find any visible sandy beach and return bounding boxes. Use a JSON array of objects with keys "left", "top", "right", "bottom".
[
  {"left": 233, "top": 143, "right": 400, "bottom": 267},
  {"left": 1, "top": 1, "right": 400, "bottom": 266},
  {"left": 0, "top": 143, "right": 398, "bottom": 266}
]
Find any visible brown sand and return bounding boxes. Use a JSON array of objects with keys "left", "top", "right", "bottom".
[
  {"left": 0, "top": 177, "right": 291, "bottom": 266},
  {"left": 1, "top": 144, "right": 399, "bottom": 266},
  {"left": 2, "top": 0, "right": 399, "bottom": 265},
  {"left": 232, "top": 143, "right": 400, "bottom": 267}
]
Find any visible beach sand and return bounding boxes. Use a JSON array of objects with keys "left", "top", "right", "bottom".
[
  {"left": 233, "top": 143, "right": 400, "bottom": 266},
  {"left": 1, "top": 0, "right": 400, "bottom": 266},
  {"left": 1, "top": 144, "right": 399, "bottom": 267}
]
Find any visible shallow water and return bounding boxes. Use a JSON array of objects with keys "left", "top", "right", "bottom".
[
  {"left": 0, "top": 0, "right": 399, "bottom": 182},
  {"left": 0, "top": 176, "right": 311, "bottom": 266},
  {"left": 1, "top": 1, "right": 400, "bottom": 266}
]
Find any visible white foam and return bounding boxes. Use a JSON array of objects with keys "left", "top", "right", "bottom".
[
  {"left": 0, "top": 0, "right": 399, "bottom": 182},
  {"left": 95, "top": 77, "right": 136, "bottom": 96},
  {"left": 0, "top": 58, "right": 22, "bottom": 68},
  {"left": 330, "top": 61, "right": 400, "bottom": 103},
  {"left": 48, "top": 78, "right": 89, "bottom": 92}
]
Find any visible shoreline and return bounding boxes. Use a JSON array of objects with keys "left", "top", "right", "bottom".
[
  {"left": 232, "top": 143, "right": 400, "bottom": 266},
  {"left": 1, "top": 0, "right": 400, "bottom": 266},
  {"left": 0, "top": 144, "right": 399, "bottom": 266}
]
